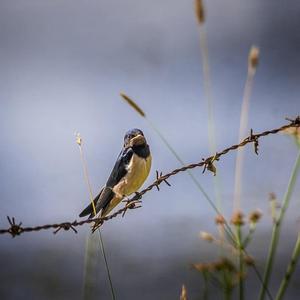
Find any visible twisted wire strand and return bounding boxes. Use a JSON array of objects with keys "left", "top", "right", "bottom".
[{"left": 1, "top": 117, "right": 299, "bottom": 237}]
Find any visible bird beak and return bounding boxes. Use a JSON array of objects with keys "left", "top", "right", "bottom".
[{"left": 130, "top": 134, "right": 146, "bottom": 146}]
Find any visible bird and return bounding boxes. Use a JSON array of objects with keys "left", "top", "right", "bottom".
[{"left": 79, "top": 128, "right": 152, "bottom": 218}]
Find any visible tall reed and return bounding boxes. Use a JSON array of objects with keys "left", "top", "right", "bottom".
[
  {"left": 194, "top": 0, "right": 222, "bottom": 210},
  {"left": 233, "top": 46, "right": 259, "bottom": 211}
]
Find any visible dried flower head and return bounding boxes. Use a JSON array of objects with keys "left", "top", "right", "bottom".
[
  {"left": 212, "top": 260, "right": 224, "bottom": 271},
  {"left": 231, "top": 211, "right": 245, "bottom": 226},
  {"left": 212, "top": 258, "right": 236, "bottom": 273},
  {"left": 199, "top": 231, "right": 214, "bottom": 242},
  {"left": 180, "top": 285, "right": 187, "bottom": 300},
  {"left": 194, "top": 0, "right": 205, "bottom": 24},
  {"left": 75, "top": 132, "right": 82, "bottom": 146},
  {"left": 221, "top": 258, "right": 236, "bottom": 273},
  {"left": 120, "top": 92, "right": 145, "bottom": 117},
  {"left": 244, "top": 255, "right": 255, "bottom": 266},
  {"left": 193, "top": 263, "right": 209, "bottom": 273},
  {"left": 215, "top": 214, "right": 226, "bottom": 225},
  {"left": 248, "top": 46, "right": 260, "bottom": 72},
  {"left": 249, "top": 209, "right": 263, "bottom": 224}
]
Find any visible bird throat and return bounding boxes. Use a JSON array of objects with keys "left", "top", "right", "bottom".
[{"left": 132, "top": 144, "right": 150, "bottom": 159}]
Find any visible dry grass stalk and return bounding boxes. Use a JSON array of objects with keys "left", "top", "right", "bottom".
[
  {"left": 76, "top": 133, "right": 116, "bottom": 300},
  {"left": 195, "top": 0, "right": 222, "bottom": 210},
  {"left": 120, "top": 92, "right": 145, "bottom": 117}
]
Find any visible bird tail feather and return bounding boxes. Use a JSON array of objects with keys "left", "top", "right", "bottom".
[{"left": 79, "top": 188, "right": 103, "bottom": 218}]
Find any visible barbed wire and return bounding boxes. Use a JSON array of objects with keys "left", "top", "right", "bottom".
[{"left": 1, "top": 116, "right": 299, "bottom": 237}]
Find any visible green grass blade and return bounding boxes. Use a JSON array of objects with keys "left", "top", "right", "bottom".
[
  {"left": 258, "top": 150, "right": 300, "bottom": 300},
  {"left": 275, "top": 233, "right": 300, "bottom": 300}
]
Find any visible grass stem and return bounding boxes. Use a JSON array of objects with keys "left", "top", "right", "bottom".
[
  {"left": 258, "top": 150, "right": 300, "bottom": 300},
  {"left": 198, "top": 21, "right": 222, "bottom": 211},
  {"left": 275, "top": 233, "right": 300, "bottom": 300},
  {"left": 77, "top": 134, "right": 116, "bottom": 300},
  {"left": 236, "top": 225, "right": 244, "bottom": 300}
]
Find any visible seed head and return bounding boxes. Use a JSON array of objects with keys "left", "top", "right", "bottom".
[
  {"left": 199, "top": 231, "right": 214, "bottom": 242},
  {"left": 248, "top": 46, "right": 259, "bottom": 72},
  {"left": 193, "top": 263, "right": 209, "bottom": 272},
  {"left": 215, "top": 214, "right": 226, "bottom": 225},
  {"left": 231, "top": 211, "right": 245, "bottom": 226},
  {"left": 75, "top": 132, "right": 82, "bottom": 146},
  {"left": 180, "top": 285, "right": 187, "bottom": 300},
  {"left": 244, "top": 255, "right": 255, "bottom": 266},
  {"left": 249, "top": 209, "right": 262, "bottom": 224},
  {"left": 120, "top": 92, "right": 146, "bottom": 117},
  {"left": 194, "top": 0, "right": 205, "bottom": 24}
]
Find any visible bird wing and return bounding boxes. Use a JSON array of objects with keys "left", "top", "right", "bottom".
[
  {"left": 95, "top": 147, "right": 134, "bottom": 212},
  {"left": 79, "top": 147, "right": 134, "bottom": 218},
  {"left": 106, "top": 147, "right": 134, "bottom": 188}
]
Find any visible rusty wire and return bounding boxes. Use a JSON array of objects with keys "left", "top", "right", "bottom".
[{"left": 0, "top": 117, "right": 299, "bottom": 237}]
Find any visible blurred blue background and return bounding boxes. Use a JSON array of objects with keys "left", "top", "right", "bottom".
[{"left": 0, "top": 0, "right": 300, "bottom": 299}]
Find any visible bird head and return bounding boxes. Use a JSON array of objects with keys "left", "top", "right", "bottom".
[{"left": 124, "top": 128, "right": 146, "bottom": 148}]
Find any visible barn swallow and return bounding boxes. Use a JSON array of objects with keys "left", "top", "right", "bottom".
[{"left": 79, "top": 128, "right": 152, "bottom": 218}]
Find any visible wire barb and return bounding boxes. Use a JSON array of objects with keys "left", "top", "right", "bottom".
[
  {"left": 202, "top": 153, "right": 219, "bottom": 176},
  {"left": 7, "top": 216, "right": 23, "bottom": 237},
  {"left": 121, "top": 199, "right": 143, "bottom": 218},
  {"left": 0, "top": 117, "right": 299, "bottom": 237},
  {"left": 249, "top": 128, "right": 259, "bottom": 155},
  {"left": 53, "top": 222, "right": 78, "bottom": 234}
]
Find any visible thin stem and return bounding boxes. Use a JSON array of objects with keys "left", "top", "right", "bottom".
[
  {"left": 202, "top": 272, "right": 209, "bottom": 300},
  {"left": 198, "top": 25, "right": 222, "bottom": 211},
  {"left": 98, "top": 230, "right": 116, "bottom": 300},
  {"left": 223, "top": 270, "right": 233, "bottom": 300},
  {"left": 236, "top": 225, "right": 244, "bottom": 300},
  {"left": 78, "top": 144, "right": 96, "bottom": 215},
  {"left": 224, "top": 288, "right": 232, "bottom": 300},
  {"left": 233, "top": 63, "right": 256, "bottom": 211},
  {"left": 258, "top": 150, "right": 300, "bottom": 300},
  {"left": 77, "top": 139, "right": 116, "bottom": 300},
  {"left": 275, "top": 233, "right": 300, "bottom": 300},
  {"left": 243, "top": 224, "right": 257, "bottom": 248}
]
